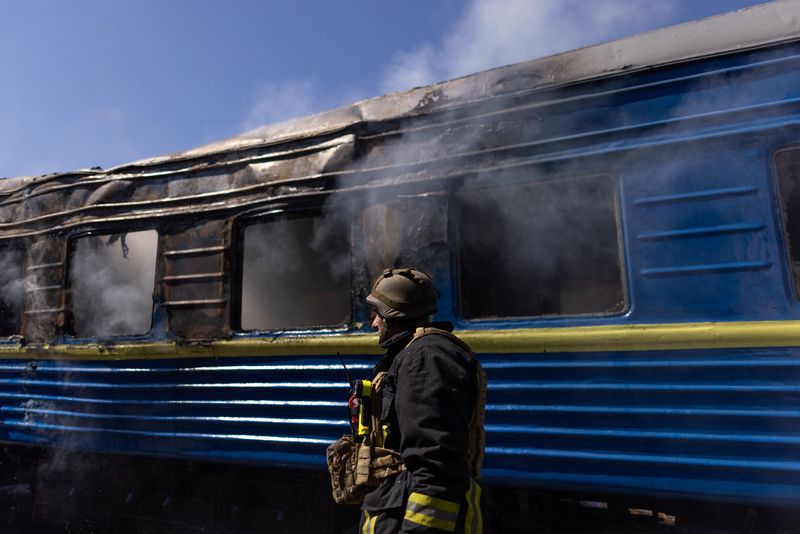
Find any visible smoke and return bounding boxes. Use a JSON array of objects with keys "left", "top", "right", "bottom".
[
  {"left": 241, "top": 79, "right": 318, "bottom": 133},
  {"left": 240, "top": 213, "right": 351, "bottom": 331},
  {"left": 381, "top": 0, "right": 674, "bottom": 93},
  {"left": 457, "top": 171, "right": 625, "bottom": 319},
  {"left": 325, "top": 0, "right": 692, "bottom": 321},
  {"left": 0, "top": 248, "right": 23, "bottom": 335},
  {"left": 68, "top": 230, "right": 158, "bottom": 338}
]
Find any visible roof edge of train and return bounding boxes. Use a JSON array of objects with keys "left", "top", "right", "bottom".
[{"left": 134, "top": 1, "right": 800, "bottom": 164}]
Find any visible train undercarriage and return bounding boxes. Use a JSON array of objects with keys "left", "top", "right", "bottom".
[{"left": 0, "top": 444, "right": 797, "bottom": 533}]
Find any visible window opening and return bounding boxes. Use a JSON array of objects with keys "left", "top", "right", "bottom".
[
  {"left": 239, "top": 213, "right": 351, "bottom": 331},
  {"left": 69, "top": 230, "right": 158, "bottom": 337},
  {"left": 362, "top": 193, "right": 448, "bottom": 286},
  {"left": 456, "top": 173, "right": 624, "bottom": 319},
  {"left": 775, "top": 147, "right": 800, "bottom": 297},
  {"left": 0, "top": 246, "right": 23, "bottom": 336}
]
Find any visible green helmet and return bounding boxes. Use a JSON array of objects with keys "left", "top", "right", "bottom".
[{"left": 366, "top": 268, "right": 438, "bottom": 321}]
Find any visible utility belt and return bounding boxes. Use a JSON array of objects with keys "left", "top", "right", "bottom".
[{"left": 326, "top": 372, "right": 406, "bottom": 505}]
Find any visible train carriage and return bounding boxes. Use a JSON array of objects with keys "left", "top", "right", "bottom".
[{"left": 2, "top": 1, "right": 800, "bottom": 531}]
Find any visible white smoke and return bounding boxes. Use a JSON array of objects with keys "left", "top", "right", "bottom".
[
  {"left": 241, "top": 79, "right": 318, "bottom": 132},
  {"left": 0, "top": 248, "right": 23, "bottom": 335},
  {"left": 240, "top": 213, "right": 351, "bottom": 331},
  {"left": 69, "top": 230, "right": 158, "bottom": 338},
  {"left": 381, "top": 0, "right": 675, "bottom": 93}
]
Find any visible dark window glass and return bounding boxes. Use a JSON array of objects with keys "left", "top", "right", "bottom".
[
  {"left": 775, "top": 147, "right": 800, "bottom": 296},
  {"left": 361, "top": 194, "right": 448, "bottom": 286},
  {"left": 0, "top": 247, "right": 23, "bottom": 335},
  {"left": 69, "top": 230, "right": 158, "bottom": 337},
  {"left": 456, "top": 174, "right": 624, "bottom": 319},
  {"left": 240, "top": 213, "right": 350, "bottom": 331}
]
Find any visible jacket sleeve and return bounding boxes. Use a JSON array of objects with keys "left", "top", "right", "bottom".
[{"left": 393, "top": 343, "right": 473, "bottom": 533}]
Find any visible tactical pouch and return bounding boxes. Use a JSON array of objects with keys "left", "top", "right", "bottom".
[
  {"left": 355, "top": 439, "right": 406, "bottom": 486},
  {"left": 327, "top": 434, "right": 365, "bottom": 505},
  {"left": 327, "top": 434, "right": 405, "bottom": 505}
]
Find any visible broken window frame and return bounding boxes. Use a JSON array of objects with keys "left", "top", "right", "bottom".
[
  {"left": 65, "top": 227, "right": 160, "bottom": 339},
  {"left": 232, "top": 206, "right": 354, "bottom": 334},
  {"left": 452, "top": 170, "right": 628, "bottom": 322},
  {"left": 0, "top": 242, "right": 25, "bottom": 338},
  {"left": 773, "top": 145, "right": 800, "bottom": 300},
  {"left": 359, "top": 187, "right": 450, "bottom": 303}
]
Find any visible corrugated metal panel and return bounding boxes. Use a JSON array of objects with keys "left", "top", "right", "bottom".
[
  {"left": 480, "top": 349, "right": 800, "bottom": 505},
  {"left": 1, "top": 349, "right": 799, "bottom": 504}
]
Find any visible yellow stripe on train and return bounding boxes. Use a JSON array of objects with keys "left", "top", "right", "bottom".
[{"left": 1, "top": 320, "right": 800, "bottom": 360}]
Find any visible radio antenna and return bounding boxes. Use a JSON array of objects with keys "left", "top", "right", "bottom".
[{"left": 337, "top": 352, "right": 353, "bottom": 387}]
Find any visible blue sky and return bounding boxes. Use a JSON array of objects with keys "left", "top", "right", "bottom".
[{"left": 0, "top": 0, "right": 768, "bottom": 178}]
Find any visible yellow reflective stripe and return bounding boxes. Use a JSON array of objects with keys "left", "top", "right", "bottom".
[
  {"left": 465, "top": 479, "right": 483, "bottom": 534},
  {"left": 404, "top": 510, "right": 456, "bottom": 532},
  {"left": 408, "top": 492, "right": 460, "bottom": 513},
  {"left": 465, "top": 485, "right": 474, "bottom": 534},
  {"left": 381, "top": 423, "right": 389, "bottom": 447},
  {"left": 405, "top": 492, "right": 460, "bottom": 532},
  {"left": 362, "top": 511, "right": 376, "bottom": 534}
]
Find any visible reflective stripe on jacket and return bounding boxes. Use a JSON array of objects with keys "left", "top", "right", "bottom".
[{"left": 359, "top": 323, "right": 485, "bottom": 533}]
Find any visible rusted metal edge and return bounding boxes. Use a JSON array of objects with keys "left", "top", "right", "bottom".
[
  {"left": 162, "top": 246, "right": 228, "bottom": 257},
  {"left": 24, "top": 308, "right": 64, "bottom": 316},
  {"left": 162, "top": 299, "right": 227, "bottom": 307},
  {"left": 0, "top": 169, "right": 335, "bottom": 231},
  {"left": 161, "top": 273, "right": 225, "bottom": 282},
  {"left": 0, "top": 133, "right": 356, "bottom": 206},
  {"left": 26, "top": 263, "right": 63, "bottom": 272},
  {"left": 24, "top": 285, "right": 61, "bottom": 293}
]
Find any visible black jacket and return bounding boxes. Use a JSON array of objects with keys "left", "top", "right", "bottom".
[{"left": 360, "top": 322, "right": 484, "bottom": 534}]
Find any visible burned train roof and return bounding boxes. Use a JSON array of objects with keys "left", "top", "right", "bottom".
[
  {"left": 5, "top": 0, "right": 800, "bottom": 183},
  {"left": 6, "top": 0, "right": 800, "bottom": 186},
  {"left": 1, "top": 0, "right": 800, "bottom": 238},
  {"left": 133, "top": 0, "right": 800, "bottom": 166}
]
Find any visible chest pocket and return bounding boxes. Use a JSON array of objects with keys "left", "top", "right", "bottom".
[
  {"left": 375, "top": 374, "right": 395, "bottom": 448},
  {"left": 379, "top": 375, "right": 395, "bottom": 421}
]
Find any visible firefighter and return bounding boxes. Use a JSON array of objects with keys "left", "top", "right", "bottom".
[{"left": 359, "top": 268, "right": 486, "bottom": 534}]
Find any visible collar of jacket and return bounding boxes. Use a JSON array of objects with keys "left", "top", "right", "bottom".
[
  {"left": 379, "top": 329, "right": 414, "bottom": 354},
  {"left": 376, "top": 321, "right": 456, "bottom": 365},
  {"left": 374, "top": 327, "right": 414, "bottom": 374}
]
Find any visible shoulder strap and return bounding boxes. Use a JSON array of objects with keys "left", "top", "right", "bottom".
[
  {"left": 407, "top": 326, "right": 471, "bottom": 352},
  {"left": 368, "top": 371, "right": 388, "bottom": 447},
  {"left": 407, "top": 327, "right": 486, "bottom": 478},
  {"left": 469, "top": 363, "right": 487, "bottom": 478}
]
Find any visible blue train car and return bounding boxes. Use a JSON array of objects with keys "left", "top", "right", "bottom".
[{"left": 2, "top": 2, "right": 800, "bottom": 531}]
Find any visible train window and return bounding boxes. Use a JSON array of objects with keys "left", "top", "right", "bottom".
[
  {"left": 239, "top": 213, "right": 350, "bottom": 331},
  {"left": 68, "top": 230, "right": 158, "bottom": 337},
  {"left": 0, "top": 246, "right": 23, "bottom": 336},
  {"left": 362, "top": 193, "right": 448, "bottom": 286},
  {"left": 775, "top": 147, "right": 800, "bottom": 297},
  {"left": 456, "top": 173, "right": 625, "bottom": 319}
]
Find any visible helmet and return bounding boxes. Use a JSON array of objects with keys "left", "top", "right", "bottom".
[{"left": 366, "top": 268, "right": 438, "bottom": 321}]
